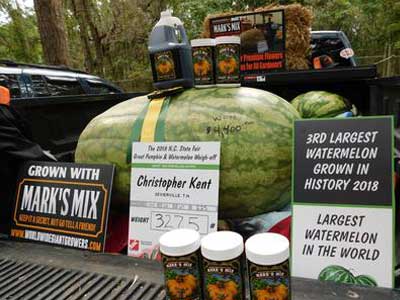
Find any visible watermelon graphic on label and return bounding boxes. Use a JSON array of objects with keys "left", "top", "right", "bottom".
[
  {"left": 354, "top": 275, "right": 377, "bottom": 287},
  {"left": 318, "top": 265, "right": 378, "bottom": 287}
]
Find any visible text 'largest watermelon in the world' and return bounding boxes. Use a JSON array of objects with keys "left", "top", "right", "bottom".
[{"left": 75, "top": 87, "right": 300, "bottom": 218}]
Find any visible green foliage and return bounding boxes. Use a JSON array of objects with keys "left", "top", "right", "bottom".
[
  {"left": 0, "top": 0, "right": 398, "bottom": 91},
  {"left": 0, "top": 1, "right": 42, "bottom": 63},
  {"left": 307, "top": 0, "right": 399, "bottom": 75}
]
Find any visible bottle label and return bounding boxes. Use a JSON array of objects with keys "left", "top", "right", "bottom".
[
  {"left": 202, "top": 256, "right": 244, "bottom": 300},
  {"left": 152, "top": 50, "right": 177, "bottom": 81},
  {"left": 216, "top": 44, "right": 240, "bottom": 84},
  {"left": 248, "top": 259, "right": 290, "bottom": 300},
  {"left": 162, "top": 252, "right": 202, "bottom": 300},
  {"left": 192, "top": 46, "right": 214, "bottom": 85}
]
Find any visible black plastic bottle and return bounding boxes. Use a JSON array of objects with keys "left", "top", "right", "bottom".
[{"left": 149, "top": 10, "right": 194, "bottom": 90}]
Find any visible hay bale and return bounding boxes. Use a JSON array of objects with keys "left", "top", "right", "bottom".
[
  {"left": 202, "top": 4, "right": 312, "bottom": 70},
  {"left": 241, "top": 28, "right": 265, "bottom": 53}
]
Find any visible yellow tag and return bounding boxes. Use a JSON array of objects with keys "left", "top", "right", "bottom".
[{"left": 140, "top": 97, "right": 165, "bottom": 142}]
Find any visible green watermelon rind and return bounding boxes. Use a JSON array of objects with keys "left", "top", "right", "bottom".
[
  {"left": 318, "top": 265, "right": 356, "bottom": 285},
  {"left": 292, "top": 91, "right": 352, "bottom": 119},
  {"left": 75, "top": 87, "right": 300, "bottom": 219},
  {"left": 354, "top": 275, "right": 378, "bottom": 287}
]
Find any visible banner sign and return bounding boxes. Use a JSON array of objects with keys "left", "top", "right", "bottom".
[
  {"left": 128, "top": 142, "right": 220, "bottom": 258},
  {"left": 10, "top": 161, "right": 114, "bottom": 252},
  {"left": 291, "top": 117, "right": 395, "bottom": 288},
  {"left": 210, "top": 9, "right": 285, "bottom": 82}
]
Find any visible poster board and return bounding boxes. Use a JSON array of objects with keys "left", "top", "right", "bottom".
[
  {"left": 10, "top": 161, "right": 114, "bottom": 252},
  {"left": 209, "top": 9, "right": 285, "bottom": 82},
  {"left": 291, "top": 117, "right": 395, "bottom": 288},
  {"left": 128, "top": 142, "right": 220, "bottom": 258}
]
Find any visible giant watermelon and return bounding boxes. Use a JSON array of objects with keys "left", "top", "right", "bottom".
[
  {"left": 291, "top": 91, "right": 354, "bottom": 118},
  {"left": 75, "top": 87, "right": 299, "bottom": 218}
]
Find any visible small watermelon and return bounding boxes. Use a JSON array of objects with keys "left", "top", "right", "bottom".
[
  {"left": 75, "top": 87, "right": 300, "bottom": 218},
  {"left": 354, "top": 275, "right": 377, "bottom": 287},
  {"left": 291, "top": 91, "right": 355, "bottom": 118},
  {"left": 318, "top": 265, "right": 356, "bottom": 284}
]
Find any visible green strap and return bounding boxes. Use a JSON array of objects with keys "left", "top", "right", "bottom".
[
  {"left": 126, "top": 96, "right": 172, "bottom": 163},
  {"left": 126, "top": 101, "right": 150, "bottom": 163},
  {"left": 154, "top": 96, "right": 171, "bottom": 142}
]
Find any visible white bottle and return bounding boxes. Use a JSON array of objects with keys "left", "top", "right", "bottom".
[
  {"left": 191, "top": 38, "right": 216, "bottom": 88},
  {"left": 215, "top": 36, "right": 241, "bottom": 87}
]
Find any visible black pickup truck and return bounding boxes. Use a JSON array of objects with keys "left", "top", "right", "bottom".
[
  {"left": 12, "top": 65, "right": 399, "bottom": 161},
  {"left": 11, "top": 92, "right": 144, "bottom": 161},
  {"left": 2, "top": 66, "right": 400, "bottom": 300}
]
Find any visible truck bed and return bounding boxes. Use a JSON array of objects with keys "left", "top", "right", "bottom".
[{"left": 0, "top": 238, "right": 398, "bottom": 300}]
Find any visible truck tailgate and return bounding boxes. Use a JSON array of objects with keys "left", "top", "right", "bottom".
[{"left": 0, "top": 239, "right": 398, "bottom": 300}]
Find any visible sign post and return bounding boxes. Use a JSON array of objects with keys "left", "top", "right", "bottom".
[
  {"left": 128, "top": 142, "right": 221, "bottom": 258},
  {"left": 10, "top": 161, "right": 114, "bottom": 252},
  {"left": 291, "top": 117, "right": 395, "bottom": 288}
]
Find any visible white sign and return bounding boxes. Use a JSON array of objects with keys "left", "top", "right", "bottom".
[
  {"left": 292, "top": 205, "right": 393, "bottom": 287},
  {"left": 292, "top": 118, "right": 394, "bottom": 288},
  {"left": 128, "top": 142, "right": 220, "bottom": 258}
]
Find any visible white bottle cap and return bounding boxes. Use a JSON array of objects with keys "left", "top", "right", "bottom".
[
  {"left": 159, "top": 229, "right": 201, "bottom": 257},
  {"left": 201, "top": 231, "right": 243, "bottom": 261},
  {"left": 245, "top": 233, "right": 289, "bottom": 266},
  {"left": 157, "top": 9, "right": 183, "bottom": 27},
  {"left": 215, "top": 36, "right": 241, "bottom": 45},
  {"left": 191, "top": 38, "right": 216, "bottom": 47},
  {"left": 160, "top": 10, "right": 172, "bottom": 18}
]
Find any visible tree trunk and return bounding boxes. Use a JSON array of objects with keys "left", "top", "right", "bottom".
[
  {"left": 34, "top": 0, "right": 70, "bottom": 66},
  {"left": 70, "top": 0, "right": 95, "bottom": 72},
  {"left": 70, "top": 0, "right": 107, "bottom": 76}
]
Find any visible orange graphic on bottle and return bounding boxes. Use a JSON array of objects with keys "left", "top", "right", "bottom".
[{"left": 155, "top": 51, "right": 176, "bottom": 81}]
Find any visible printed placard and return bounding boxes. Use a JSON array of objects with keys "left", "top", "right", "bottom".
[
  {"left": 209, "top": 9, "right": 285, "bottom": 81},
  {"left": 291, "top": 117, "right": 395, "bottom": 288},
  {"left": 10, "top": 161, "right": 114, "bottom": 252},
  {"left": 128, "top": 142, "right": 220, "bottom": 258}
]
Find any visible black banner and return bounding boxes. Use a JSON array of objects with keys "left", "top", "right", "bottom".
[
  {"left": 209, "top": 9, "right": 286, "bottom": 82},
  {"left": 294, "top": 117, "right": 393, "bottom": 206},
  {"left": 10, "top": 161, "right": 114, "bottom": 252}
]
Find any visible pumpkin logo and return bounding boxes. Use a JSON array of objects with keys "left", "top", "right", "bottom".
[
  {"left": 155, "top": 51, "right": 176, "bottom": 80},
  {"left": 194, "top": 60, "right": 211, "bottom": 77},
  {"left": 254, "top": 283, "right": 288, "bottom": 300},
  {"left": 207, "top": 280, "right": 238, "bottom": 300},
  {"left": 157, "top": 60, "right": 174, "bottom": 75},
  {"left": 218, "top": 57, "right": 238, "bottom": 76},
  {"left": 192, "top": 47, "right": 213, "bottom": 83},
  {"left": 166, "top": 274, "right": 198, "bottom": 300}
]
